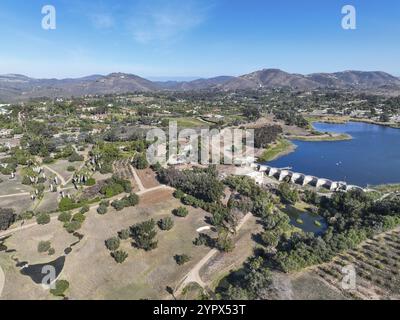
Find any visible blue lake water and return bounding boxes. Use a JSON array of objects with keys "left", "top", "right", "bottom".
[{"left": 266, "top": 122, "right": 400, "bottom": 187}]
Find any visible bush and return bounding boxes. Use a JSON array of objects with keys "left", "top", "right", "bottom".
[
  {"left": 173, "top": 189, "right": 185, "bottom": 199},
  {"left": 97, "top": 205, "right": 108, "bottom": 215},
  {"left": 72, "top": 213, "right": 86, "bottom": 224},
  {"left": 112, "top": 193, "right": 140, "bottom": 211},
  {"left": 118, "top": 229, "right": 130, "bottom": 240},
  {"left": 112, "top": 250, "right": 128, "bottom": 263},
  {"left": 131, "top": 219, "right": 158, "bottom": 251},
  {"left": 68, "top": 152, "right": 84, "bottom": 162},
  {"left": 174, "top": 254, "right": 191, "bottom": 265},
  {"left": 100, "top": 200, "right": 110, "bottom": 207},
  {"left": 64, "top": 221, "right": 82, "bottom": 233},
  {"left": 79, "top": 205, "right": 90, "bottom": 214},
  {"left": 58, "top": 211, "right": 72, "bottom": 223},
  {"left": 67, "top": 166, "right": 75, "bottom": 172},
  {"left": 38, "top": 241, "right": 51, "bottom": 253},
  {"left": 105, "top": 237, "right": 120, "bottom": 251},
  {"left": 0, "top": 208, "right": 16, "bottom": 230},
  {"left": 85, "top": 178, "right": 96, "bottom": 186},
  {"left": 20, "top": 211, "right": 34, "bottom": 221},
  {"left": 36, "top": 213, "right": 51, "bottom": 225},
  {"left": 132, "top": 153, "right": 149, "bottom": 169},
  {"left": 158, "top": 217, "right": 174, "bottom": 231},
  {"left": 48, "top": 248, "right": 55, "bottom": 255},
  {"left": 173, "top": 207, "right": 189, "bottom": 218},
  {"left": 50, "top": 280, "right": 69, "bottom": 297},
  {"left": 42, "top": 156, "right": 54, "bottom": 164}
]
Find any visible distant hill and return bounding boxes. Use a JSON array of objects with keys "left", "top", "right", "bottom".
[{"left": 1, "top": 69, "right": 399, "bottom": 102}]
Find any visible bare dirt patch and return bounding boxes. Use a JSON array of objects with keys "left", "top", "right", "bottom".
[{"left": 136, "top": 168, "right": 160, "bottom": 189}]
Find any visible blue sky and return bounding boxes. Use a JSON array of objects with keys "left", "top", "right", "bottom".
[{"left": 0, "top": 0, "right": 399, "bottom": 79}]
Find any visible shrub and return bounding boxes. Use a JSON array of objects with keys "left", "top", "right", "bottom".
[
  {"left": 174, "top": 254, "right": 191, "bottom": 265},
  {"left": 173, "top": 189, "right": 185, "bottom": 199},
  {"left": 42, "top": 156, "right": 54, "bottom": 164},
  {"left": 97, "top": 205, "right": 108, "bottom": 215},
  {"left": 79, "top": 205, "right": 90, "bottom": 214},
  {"left": 20, "top": 211, "right": 34, "bottom": 221},
  {"left": 85, "top": 178, "right": 96, "bottom": 186},
  {"left": 132, "top": 153, "right": 149, "bottom": 169},
  {"left": 105, "top": 237, "right": 120, "bottom": 251},
  {"left": 50, "top": 280, "right": 69, "bottom": 297},
  {"left": 58, "top": 211, "right": 72, "bottom": 223},
  {"left": 64, "top": 221, "right": 82, "bottom": 233},
  {"left": 68, "top": 152, "right": 84, "bottom": 162},
  {"left": 131, "top": 219, "right": 158, "bottom": 251},
  {"left": 0, "top": 208, "right": 16, "bottom": 230},
  {"left": 36, "top": 213, "right": 51, "bottom": 225},
  {"left": 112, "top": 250, "right": 128, "bottom": 263},
  {"left": 67, "top": 166, "right": 75, "bottom": 172},
  {"left": 38, "top": 241, "right": 51, "bottom": 253},
  {"left": 173, "top": 207, "right": 189, "bottom": 218},
  {"left": 100, "top": 200, "right": 110, "bottom": 207},
  {"left": 118, "top": 229, "right": 131, "bottom": 240},
  {"left": 48, "top": 248, "right": 55, "bottom": 255},
  {"left": 72, "top": 213, "right": 86, "bottom": 224},
  {"left": 158, "top": 217, "right": 174, "bottom": 231}
]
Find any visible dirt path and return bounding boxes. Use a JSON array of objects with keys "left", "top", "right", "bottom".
[
  {"left": 129, "top": 165, "right": 145, "bottom": 192},
  {"left": 175, "top": 212, "right": 252, "bottom": 297},
  {"left": 43, "top": 165, "right": 67, "bottom": 186}
]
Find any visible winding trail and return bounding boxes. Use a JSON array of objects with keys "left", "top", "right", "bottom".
[{"left": 175, "top": 212, "right": 252, "bottom": 297}]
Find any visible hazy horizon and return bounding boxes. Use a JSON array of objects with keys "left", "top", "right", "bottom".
[{"left": 1, "top": 0, "right": 400, "bottom": 79}]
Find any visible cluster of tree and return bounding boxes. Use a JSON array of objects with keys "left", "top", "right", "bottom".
[
  {"left": 216, "top": 256, "right": 273, "bottom": 300},
  {"left": 111, "top": 193, "right": 139, "bottom": 211},
  {"left": 273, "top": 190, "right": 400, "bottom": 272},
  {"left": 158, "top": 166, "right": 224, "bottom": 203},
  {"left": 273, "top": 110, "right": 308, "bottom": 128},
  {"left": 131, "top": 219, "right": 158, "bottom": 251},
  {"left": 253, "top": 125, "right": 283, "bottom": 149},
  {"left": 100, "top": 175, "right": 132, "bottom": 198},
  {"left": 278, "top": 182, "right": 299, "bottom": 204}
]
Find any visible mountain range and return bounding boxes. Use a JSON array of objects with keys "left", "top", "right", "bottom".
[{"left": 1, "top": 69, "right": 400, "bottom": 102}]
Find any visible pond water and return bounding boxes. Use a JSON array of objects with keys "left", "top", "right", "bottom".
[{"left": 267, "top": 122, "right": 400, "bottom": 187}]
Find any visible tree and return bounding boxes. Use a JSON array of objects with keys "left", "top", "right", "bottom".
[
  {"left": 173, "top": 207, "right": 189, "bottom": 218},
  {"left": 278, "top": 182, "right": 299, "bottom": 204},
  {"left": 72, "top": 213, "right": 86, "bottom": 224},
  {"left": 36, "top": 213, "right": 51, "bottom": 225},
  {"left": 112, "top": 250, "right": 128, "bottom": 263},
  {"left": 97, "top": 205, "right": 108, "bottom": 215},
  {"left": 131, "top": 219, "right": 158, "bottom": 251},
  {"left": 158, "top": 217, "right": 174, "bottom": 231},
  {"left": 38, "top": 241, "right": 51, "bottom": 253},
  {"left": 58, "top": 211, "right": 72, "bottom": 223},
  {"left": 216, "top": 228, "right": 235, "bottom": 252},
  {"left": 0, "top": 208, "right": 16, "bottom": 230},
  {"left": 50, "top": 280, "right": 69, "bottom": 297},
  {"left": 64, "top": 221, "right": 82, "bottom": 233},
  {"left": 80, "top": 205, "right": 90, "bottom": 214},
  {"left": 174, "top": 254, "right": 191, "bottom": 265},
  {"left": 132, "top": 153, "right": 149, "bottom": 170},
  {"left": 118, "top": 229, "right": 130, "bottom": 240},
  {"left": 105, "top": 237, "right": 120, "bottom": 251}
]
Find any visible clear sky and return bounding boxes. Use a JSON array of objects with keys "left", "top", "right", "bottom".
[{"left": 0, "top": 0, "right": 399, "bottom": 79}]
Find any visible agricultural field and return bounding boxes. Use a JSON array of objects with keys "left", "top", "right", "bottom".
[{"left": 310, "top": 228, "right": 400, "bottom": 300}]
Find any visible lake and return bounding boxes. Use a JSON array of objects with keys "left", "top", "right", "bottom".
[{"left": 266, "top": 121, "right": 400, "bottom": 187}]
